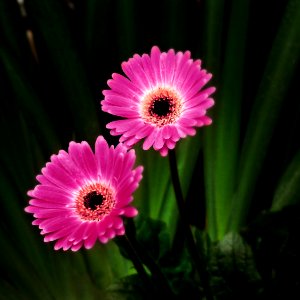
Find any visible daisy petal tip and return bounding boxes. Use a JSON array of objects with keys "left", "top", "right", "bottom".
[
  {"left": 116, "top": 226, "right": 126, "bottom": 236},
  {"left": 160, "top": 148, "right": 169, "bottom": 157},
  {"left": 70, "top": 245, "right": 81, "bottom": 252},
  {"left": 142, "top": 143, "right": 152, "bottom": 151},
  {"left": 26, "top": 188, "right": 33, "bottom": 196},
  {"left": 137, "top": 165, "right": 144, "bottom": 174},
  {"left": 99, "top": 236, "right": 109, "bottom": 244},
  {"left": 204, "top": 117, "right": 213, "bottom": 126},
  {"left": 95, "top": 135, "right": 105, "bottom": 143},
  {"left": 25, "top": 205, "right": 32, "bottom": 213},
  {"left": 123, "top": 206, "right": 138, "bottom": 217},
  {"left": 84, "top": 241, "right": 96, "bottom": 250},
  {"left": 151, "top": 45, "right": 161, "bottom": 53}
]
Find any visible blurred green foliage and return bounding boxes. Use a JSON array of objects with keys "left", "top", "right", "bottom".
[{"left": 1, "top": 0, "right": 300, "bottom": 299}]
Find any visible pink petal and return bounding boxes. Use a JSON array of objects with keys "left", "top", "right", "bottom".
[
  {"left": 113, "top": 217, "right": 124, "bottom": 229},
  {"left": 54, "top": 238, "right": 68, "bottom": 250},
  {"left": 29, "top": 199, "right": 68, "bottom": 209},
  {"left": 141, "top": 53, "right": 156, "bottom": 87},
  {"left": 122, "top": 55, "right": 151, "bottom": 91},
  {"left": 202, "top": 116, "right": 213, "bottom": 125},
  {"left": 122, "top": 206, "right": 138, "bottom": 217},
  {"left": 116, "top": 226, "right": 125, "bottom": 236},
  {"left": 164, "top": 49, "right": 176, "bottom": 84},
  {"left": 108, "top": 73, "right": 143, "bottom": 97},
  {"left": 150, "top": 46, "right": 162, "bottom": 84},
  {"left": 106, "top": 228, "right": 116, "bottom": 239},
  {"left": 71, "top": 241, "right": 84, "bottom": 251},
  {"left": 159, "top": 147, "right": 169, "bottom": 157},
  {"left": 42, "top": 162, "right": 78, "bottom": 191},
  {"left": 68, "top": 141, "right": 97, "bottom": 181},
  {"left": 95, "top": 136, "right": 109, "bottom": 179},
  {"left": 67, "top": 222, "right": 88, "bottom": 243},
  {"left": 84, "top": 223, "right": 98, "bottom": 249},
  {"left": 166, "top": 139, "right": 176, "bottom": 150},
  {"left": 28, "top": 185, "right": 72, "bottom": 204},
  {"left": 142, "top": 129, "right": 158, "bottom": 150},
  {"left": 153, "top": 130, "right": 164, "bottom": 150},
  {"left": 104, "top": 106, "right": 139, "bottom": 118},
  {"left": 99, "top": 235, "right": 109, "bottom": 244}
]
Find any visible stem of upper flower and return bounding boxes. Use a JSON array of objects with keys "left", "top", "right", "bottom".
[{"left": 168, "top": 149, "right": 214, "bottom": 300}]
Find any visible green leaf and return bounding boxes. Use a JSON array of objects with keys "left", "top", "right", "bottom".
[
  {"left": 105, "top": 274, "right": 149, "bottom": 300},
  {"left": 228, "top": 0, "right": 300, "bottom": 232},
  {"left": 202, "top": 0, "right": 225, "bottom": 241},
  {"left": 271, "top": 149, "right": 300, "bottom": 211},
  {"left": 134, "top": 148, "right": 172, "bottom": 221},
  {"left": 160, "top": 244, "right": 199, "bottom": 298},
  {"left": 208, "top": 0, "right": 250, "bottom": 241},
  {"left": 209, "top": 232, "right": 261, "bottom": 299},
  {"left": 135, "top": 216, "right": 171, "bottom": 262},
  {"left": 82, "top": 243, "right": 134, "bottom": 290}
]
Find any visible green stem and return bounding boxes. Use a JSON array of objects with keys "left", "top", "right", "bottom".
[
  {"left": 125, "top": 219, "right": 175, "bottom": 298},
  {"left": 116, "top": 234, "right": 152, "bottom": 295},
  {"left": 168, "top": 150, "right": 213, "bottom": 300},
  {"left": 116, "top": 221, "right": 174, "bottom": 298}
]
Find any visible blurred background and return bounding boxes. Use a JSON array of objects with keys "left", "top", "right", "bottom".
[{"left": 0, "top": 0, "right": 300, "bottom": 299}]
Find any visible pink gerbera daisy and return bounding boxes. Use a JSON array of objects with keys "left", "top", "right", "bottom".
[
  {"left": 101, "top": 46, "right": 216, "bottom": 156},
  {"left": 25, "top": 136, "right": 143, "bottom": 251}
]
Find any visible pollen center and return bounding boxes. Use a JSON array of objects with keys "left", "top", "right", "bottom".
[
  {"left": 141, "top": 87, "right": 183, "bottom": 127},
  {"left": 75, "top": 182, "right": 115, "bottom": 221},
  {"left": 83, "top": 191, "right": 104, "bottom": 210},
  {"left": 151, "top": 98, "right": 173, "bottom": 117}
]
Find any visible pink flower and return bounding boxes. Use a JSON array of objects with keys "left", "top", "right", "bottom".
[
  {"left": 25, "top": 136, "right": 143, "bottom": 251},
  {"left": 101, "top": 46, "right": 216, "bottom": 156}
]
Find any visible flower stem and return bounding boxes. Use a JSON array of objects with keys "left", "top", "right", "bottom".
[
  {"left": 125, "top": 219, "right": 175, "bottom": 298},
  {"left": 116, "top": 224, "right": 174, "bottom": 298},
  {"left": 168, "top": 149, "right": 213, "bottom": 300},
  {"left": 116, "top": 234, "right": 152, "bottom": 295}
]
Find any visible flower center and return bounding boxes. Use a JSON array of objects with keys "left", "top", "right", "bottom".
[
  {"left": 141, "top": 87, "right": 183, "bottom": 127},
  {"left": 83, "top": 191, "right": 104, "bottom": 210},
  {"left": 75, "top": 182, "right": 115, "bottom": 221},
  {"left": 150, "top": 97, "right": 173, "bottom": 117}
]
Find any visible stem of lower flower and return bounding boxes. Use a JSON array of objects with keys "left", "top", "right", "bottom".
[
  {"left": 116, "top": 228, "right": 174, "bottom": 298},
  {"left": 116, "top": 234, "right": 152, "bottom": 295},
  {"left": 125, "top": 218, "right": 175, "bottom": 298},
  {"left": 168, "top": 149, "right": 213, "bottom": 300}
]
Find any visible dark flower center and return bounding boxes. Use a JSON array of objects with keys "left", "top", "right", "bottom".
[
  {"left": 83, "top": 191, "right": 104, "bottom": 210},
  {"left": 150, "top": 97, "right": 173, "bottom": 117},
  {"left": 76, "top": 182, "right": 115, "bottom": 221},
  {"left": 141, "top": 87, "right": 183, "bottom": 127}
]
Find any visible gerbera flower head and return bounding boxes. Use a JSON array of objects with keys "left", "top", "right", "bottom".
[
  {"left": 25, "top": 136, "right": 143, "bottom": 251},
  {"left": 101, "top": 45, "right": 216, "bottom": 156}
]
